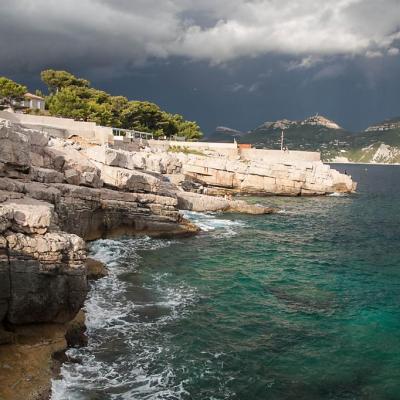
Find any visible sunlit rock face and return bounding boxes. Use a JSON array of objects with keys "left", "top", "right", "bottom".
[{"left": 87, "top": 145, "right": 355, "bottom": 196}]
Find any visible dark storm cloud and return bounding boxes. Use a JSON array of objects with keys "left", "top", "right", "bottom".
[
  {"left": 1, "top": 0, "right": 400, "bottom": 72},
  {"left": 1, "top": 1, "right": 400, "bottom": 133},
  {"left": 92, "top": 53, "right": 400, "bottom": 133}
]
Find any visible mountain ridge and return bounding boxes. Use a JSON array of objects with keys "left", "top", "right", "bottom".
[{"left": 255, "top": 115, "right": 342, "bottom": 131}]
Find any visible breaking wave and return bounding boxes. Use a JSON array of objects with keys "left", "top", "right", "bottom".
[
  {"left": 327, "top": 192, "right": 349, "bottom": 197},
  {"left": 51, "top": 237, "right": 196, "bottom": 400}
]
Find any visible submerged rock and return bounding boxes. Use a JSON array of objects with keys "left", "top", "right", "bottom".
[
  {"left": 64, "top": 309, "right": 87, "bottom": 348},
  {"left": 85, "top": 257, "right": 108, "bottom": 280}
]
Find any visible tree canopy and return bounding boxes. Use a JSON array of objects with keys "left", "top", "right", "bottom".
[
  {"left": 41, "top": 70, "right": 90, "bottom": 94},
  {"left": 0, "top": 77, "right": 27, "bottom": 111},
  {"left": 42, "top": 69, "right": 202, "bottom": 140}
]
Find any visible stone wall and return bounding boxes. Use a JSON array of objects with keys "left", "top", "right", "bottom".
[
  {"left": 144, "top": 140, "right": 238, "bottom": 158},
  {"left": 147, "top": 139, "right": 237, "bottom": 150},
  {"left": 146, "top": 140, "right": 321, "bottom": 163}
]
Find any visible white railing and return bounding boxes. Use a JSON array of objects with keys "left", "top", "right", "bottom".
[
  {"left": 113, "top": 127, "right": 186, "bottom": 142},
  {"left": 112, "top": 127, "right": 154, "bottom": 140}
]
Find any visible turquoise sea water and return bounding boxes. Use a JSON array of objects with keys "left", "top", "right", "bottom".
[{"left": 52, "top": 164, "right": 400, "bottom": 400}]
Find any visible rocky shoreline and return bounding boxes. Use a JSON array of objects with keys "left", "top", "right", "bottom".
[{"left": 0, "top": 117, "right": 355, "bottom": 399}]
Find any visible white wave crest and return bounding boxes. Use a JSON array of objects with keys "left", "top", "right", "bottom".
[
  {"left": 181, "top": 210, "right": 246, "bottom": 236},
  {"left": 327, "top": 192, "right": 349, "bottom": 197}
]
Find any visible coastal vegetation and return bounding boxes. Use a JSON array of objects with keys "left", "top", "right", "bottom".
[
  {"left": 41, "top": 70, "right": 202, "bottom": 140},
  {"left": 168, "top": 145, "right": 206, "bottom": 156},
  {"left": 0, "top": 77, "right": 27, "bottom": 111},
  {"left": 0, "top": 71, "right": 202, "bottom": 140}
]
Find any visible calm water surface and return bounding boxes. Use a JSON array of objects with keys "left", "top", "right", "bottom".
[{"left": 52, "top": 164, "right": 400, "bottom": 400}]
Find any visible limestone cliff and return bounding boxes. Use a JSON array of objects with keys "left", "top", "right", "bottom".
[{"left": 85, "top": 145, "right": 356, "bottom": 197}]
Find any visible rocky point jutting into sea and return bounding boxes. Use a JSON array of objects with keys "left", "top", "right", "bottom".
[{"left": 0, "top": 113, "right": 355, "bottom": 400}]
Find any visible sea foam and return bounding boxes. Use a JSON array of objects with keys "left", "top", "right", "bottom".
[
  {"left": 181, "top": 210, "right": 246, "bottom": 236},
  {"left": 51, "top": 236, "right": 196, "bottom": 400}
]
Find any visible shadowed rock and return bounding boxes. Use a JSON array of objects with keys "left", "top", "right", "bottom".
[{"left": 85, "top": 257, "right": 108, "bottom": 280}]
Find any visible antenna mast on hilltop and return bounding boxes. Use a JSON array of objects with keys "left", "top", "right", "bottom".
[{"left": 280, "top": 129, "right": 285, "bottom": 151}]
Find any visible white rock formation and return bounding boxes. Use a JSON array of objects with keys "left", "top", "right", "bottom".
[
  {"left": 301, "top": 115, "right": 341, "bottom": 129},
  {"left": 85, "top": 145, "right": 355, "bottom": 195}
]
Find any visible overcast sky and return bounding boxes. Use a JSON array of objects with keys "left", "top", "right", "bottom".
[{"left": 1, "top": 0, "right": 400, "bottom": 133}]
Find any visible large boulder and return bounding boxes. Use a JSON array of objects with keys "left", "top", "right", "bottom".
[
  {"left": 43, "top": 139, "right": 103, "bottom": 188},
  {"left": 86, "top": 146, "right": 182, "bottom": 174},
  {"left": 177, "top": 191, "right": 230, "bottom": 212},
  {"left": 1, "top": 197, "right": 56, "bottom": 235},
  {"left": 85, "top": 257, "right": 108, "bottom": 280},
  {"left": 86, "top": 146, "right": 143, "bottom": 170},
  {"left": 93, "top": 162, "right": 177, "bottom": 197},
  {"left": 29, "top": 166, "right": 64, "bottom": 184},
  {"left": 0, "top": 119, "right": 30, "bottom": 171}
]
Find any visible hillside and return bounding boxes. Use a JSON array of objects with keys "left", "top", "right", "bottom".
[
  {"left": 246, "top": 115, "right": 350, "bottom": 159},
  {"left": 207, "top": 115, "right": 400, "bottom": 164},
  {"left": 334, "top": 128, "right": 400, "bottom": 163},
  {"left": 365, "top": 117, "right": 400, "bottom": 132}
]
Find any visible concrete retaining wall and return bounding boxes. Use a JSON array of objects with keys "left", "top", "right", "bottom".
[
  {"left": 146, "top": 139, "right": 320, "bottom": 162},
  {"left": 147, "top": 140, "right": 319, "bottom": 162},
  {"left": 145, "top": 140, "right": 238, "bottom": 158},
  {"left": 147, "top": 140, "right": 237, "bottom": 150},
  {"left": 240, "top": 149, "right": 320, "bottom": 163},
  {"left": 0, "top": 111, "right": 113, "bottom": 145}
]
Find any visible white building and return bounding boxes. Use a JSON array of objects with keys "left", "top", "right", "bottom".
[{"left": 20, "top": 92, "right": 45, "bottom": 111}]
